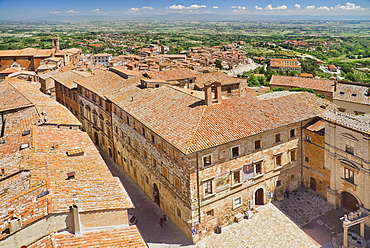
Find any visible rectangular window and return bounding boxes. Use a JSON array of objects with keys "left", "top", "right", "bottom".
[
  {"left": 126, "top": 116, "right": 130, "bottom": 125},
  {"left": 233, "top": 197, "right": 242, "bottom": 209},
  {"left": 231, "top": 146, "right": 239, "bottom": 158},
  {"left": 232, "top": 170, "right": 241, "bottom": 185},
  {"left": 174, "top": 176, "right": 181, "bottom": 190},
  {"left": 204, "top": 180, "right": 213, "bottom": 195},
  {"left": 290, "top": 129, "right": 295, "bottom": 138},
  {"left": 255, "top": 140, "right": 261, "bottom": 150},
  {"left": 151, "top": 134, "right": 155, "bottom": 144},
  {"left": 177, "top": 208, "right": 182, "bottom": 218},
  {"left": 145, "top": 175, "right": 149, "bottom": 184},
  {"left": 275, "top": 154, "right": 282, "bottom": 168},
  {"left": 345, "top": 145, "right": 354, "bottom": 155},
  {"left": 142, "top": 128, "right": 146, "bottom": 137},
  {"left": 254, "top": 161, "right": 262, "bottom": 175},
  {"left": 305, "top": 156, "right": 309, "bottom": 162},
  {"left": 143, "top": 150, "right": 148, "bottom": 160},
  {"left": 206, "top": 209, "right": 214, "bottom": 216},
  {"left": 276, "top": 180, "right": 282, "bottom": 188},
  {"left": 290, "top": 149, "right": 296, "bottom": 162},
  {"left": 354, "top": 111, "right": 365, "bottom": 115},
  {"left": 305, "top": 135, "right": 311, "bottom": 142},
  {"left": 344, "top": 167, "right": 354, "bottom": 184},
  {"left": 162, "top": 166, "right": 169, "bottom": 179},
  {"left": 203, "top": 155, "right": 212, "bottom": 167},
  {"left": 152, "top": 158, "right": 157, "bottom": 169},
  {"left": 275, "top": 133, "right": 281, "bottom": 143}
]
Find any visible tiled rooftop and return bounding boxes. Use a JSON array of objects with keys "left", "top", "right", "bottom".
[
  {"left": 76, "top": 71, "right": 129, "bottom": 99},
  {"left": 324, "top": 111, "right": 370, "bottom": 134},
  {"left": 333, "top": 81, "right": 370, "bottom": 105},
  {"left": 53, "top": 70, "right": 92, "bottom": 89},
  {"left": 108, "top": 83, "right": 338, "bottom": 154},
  {"left": 270, "top": 75, "right": 335, "bottom": 92},
  {"left": 0, "top": 48, "right": 54, "bottom": 57},
  {"left": 145, "top": 68, "right": 197, "bottom": 81},
  {"left": 4, "top": 78, "right": 81, "bottom": 126},
  {"left": 194, "top": 71, "right": 244, "bottom": 88},
  {"left": 29, "top": 227, "right": 146, "bottom": 248},
  {"left": 0, "top": 80, "right": 34, "bottom": 112}
]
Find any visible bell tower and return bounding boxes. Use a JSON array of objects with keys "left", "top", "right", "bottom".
[{"left": 52, "top": 37, "right": 60, "bottom": 51}]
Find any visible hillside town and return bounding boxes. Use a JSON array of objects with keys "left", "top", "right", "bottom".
[{"left": 0, "top": 36, "right": 370, "bottom": 248}]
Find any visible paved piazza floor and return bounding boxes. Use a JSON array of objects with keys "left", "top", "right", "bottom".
[
  {"left": 196, "top": 203, "right": 320, "bottom": 248},
  {"left": 196, "top": 188, "right": 370, "bottom": 248}
]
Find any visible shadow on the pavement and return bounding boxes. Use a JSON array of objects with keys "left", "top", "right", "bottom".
[{"left": 100, "top": 151, "right": 193, "bottom": 246}]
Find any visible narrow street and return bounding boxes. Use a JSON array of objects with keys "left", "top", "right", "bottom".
[{"left": 100, "top": 151, "right": 194, "bottom": 247}]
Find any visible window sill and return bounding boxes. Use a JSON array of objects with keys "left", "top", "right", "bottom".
[
  {"left": 203, "top": 193, "right": 215, "bottom": 200},
  {"left": 253, "top": 173, "right": 264, "bottom": 179},
  {"left": 274, "top": 166, "right": 283, "bottom": 171},
  {"left": 341, "top": 178, "right": 357, "bottom": 187},
  {"left": 231, "top": 182, "right": 242, "bottom": 188}
]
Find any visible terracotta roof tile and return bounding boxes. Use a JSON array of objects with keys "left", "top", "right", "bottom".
[
  {"left": 333, "top": 82, "right": 370, "bottom": 105},
  {"left": 5, "top": 78, "right": 81, "bottom": 126},
  {"left": 270, "top": 75, "right": 335, "bottom": 92},
  {"left": 195, "top": 72, "right": 244, "bottom": 88},
  {"left": 145, "top": 68, "right": 196, "bottom": 81}
]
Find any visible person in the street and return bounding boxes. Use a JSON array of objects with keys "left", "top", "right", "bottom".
[
  {"left": 160, "top": 217, "right": 164, "bottom": 228},
  {"left": 163, "top": 215, "right": 167, "bottom": 226}
]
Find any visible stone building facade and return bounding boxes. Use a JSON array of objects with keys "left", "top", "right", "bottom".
[
  {"left": 302, "top": 119, "right": 330, "bottom": 199},
  {"left": 56, "top": 71, "right": 341, "bottom": 242},
  {"left": 324, "top": 112, "right": 370, "bottom": 225}
]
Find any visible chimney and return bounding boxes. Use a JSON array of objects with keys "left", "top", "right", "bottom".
[
  {"left": 70, "top": 204, "right": 82, "bottom": 236},
  {"left": 204, "top": 81, "right": 222, "bottom": 105}
]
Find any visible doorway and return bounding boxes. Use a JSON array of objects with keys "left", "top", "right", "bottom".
[
  {"left": 342, "top": 191, "right": 359, "bottom": 212},
  {"left": 153, "top": 183, "right": 160, "bottom": 206},
  {"left": 255, "top": 188, "right": 264, "bottom": 206},
  {"left": 310, "top": 177, "right": 316, "bottom": 191}
]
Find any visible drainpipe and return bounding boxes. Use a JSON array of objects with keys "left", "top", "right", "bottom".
[
  {"left": 196, "top": 153, "right": 201, "bottom": 225},
  {"left": 300, "top": 121, "right": 304, "bottom": 188}
]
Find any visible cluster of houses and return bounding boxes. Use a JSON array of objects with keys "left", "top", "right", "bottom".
[{"left": 1, "top": 37, "right": 370, "bottom": 246}]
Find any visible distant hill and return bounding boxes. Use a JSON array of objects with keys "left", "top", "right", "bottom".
[{"left": 3, "top": 13, "right": 370, "bottom": 21}]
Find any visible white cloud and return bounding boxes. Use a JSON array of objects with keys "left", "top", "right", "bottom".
[
  {"left": 255, "top": 6, "right": 263, "bottom": 10},
  {"left": 231, "top": 6, "right": 246, "bottom": 10},
  {"left": 91, "top": 8, "right": 100, "bottom": 12},
  {"left": 305, "top": 5, "right": 316, "bottom": 10},
  {"left": 335, "top": 2, "right": 364, "bottom": 10},
  {"left": 265, "top": 4, "right": 287, "bottom": 10},
  {"left": 49, "top": 11, "right": 61, "bottom": 14},
  {"left": 67, "top": 10, "right": 80, "bottom": 13},
  {"left": 294, "top": 4, "right": 301, "bottom": 9},
  {"left": 130, "top": 6, "right": 153, "bottom": 12},
  {"left": 168, "top": 4, "right": 206, "bottom": 10},
  {"left": 317, "top": 6, "right": 332, "bottom": 11},
  {"left": 213, "top": 6, "right": 219, "bottom": 9}
]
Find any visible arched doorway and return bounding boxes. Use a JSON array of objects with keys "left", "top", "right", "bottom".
[
  {"left": 153, "top": 183, "right": 160, "bottom": 206},
  {"left": 342, "top": 191, "right": 359, "bottom": 212},
  {"left": 255, "top": 188, "right": 264, "bottom": 206},
  {"left": 310, "top": 177, "right": 316, "bottom": 191}
]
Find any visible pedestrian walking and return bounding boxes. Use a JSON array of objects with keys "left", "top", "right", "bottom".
[
  {"left": 163, "top": 215, "right": 167, "bottom": 226},
  {"left": 160, "top": 217, "right": 164, "bottom": 228}
]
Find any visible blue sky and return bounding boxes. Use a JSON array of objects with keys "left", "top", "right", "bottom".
[{"left": 0, "top": 0, "right": 370, "bottom": 19}]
